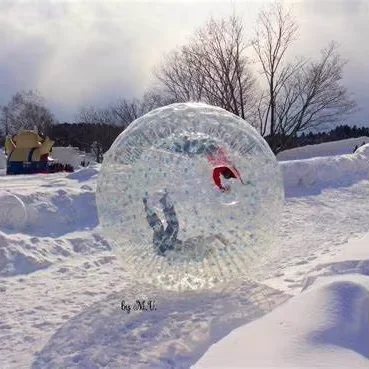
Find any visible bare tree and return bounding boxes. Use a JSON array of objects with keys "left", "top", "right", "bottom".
[
  {"left": 140, "top": 90, "right": 175, "bottom": 115},
  {"left": 90, "top": 141, "right": 104, "bottom": 163},
  {"left": 75, "top": 91, "right": 173, "bottom": 162},
  {"left": 273, "top": 43, "right": 356, "bottom": 152},
  {"left": 109, "top": 91, "right": 174, "bottom": 128},
  {"left": 0, "top": 90, "right": 55, "bottom": 136},
  {"left": 253, "top": 2, "right": 299, "bottom": 138},
  {"left": 111, "top": 98, "right": 141, "bottom": 127},
  {"left": 253, "top": 3, "right": 355, "bottom": 153},
  {"left": 76, "top": 106, "right": 117, "bottom": 162},
  {"left": 155, "top": 16, "right": 257, "bottom": 121},
  {"left": 155, "top": 50, "right": 203, "bottom": 102},
  {"left": 77, "top": 106, "right": 117, "bottom": 126}
]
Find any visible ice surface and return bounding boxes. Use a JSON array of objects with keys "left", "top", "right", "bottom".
[{"left": 96, "top": 103, "right": 284, "bottom": 290}]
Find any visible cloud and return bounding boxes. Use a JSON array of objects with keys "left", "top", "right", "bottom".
[
  {"left": 0, "top": 1, "right": 238, "bottom": 120},
  {"left": 293, "top": 0, "right": 369, "bottom": 124},
  {"left": 0, "top": 0, "right": 368, "bottom": 125},
  {"left": 0, "top": 2, "right": 152, "bottom": 117}
]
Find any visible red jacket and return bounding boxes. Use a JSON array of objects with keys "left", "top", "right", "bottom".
[
  {"left": 207, "top": 148, "right": 242, "bottom": 190},
  {"left": 212, "top": 166, "right": 241, "bottom": 189}
]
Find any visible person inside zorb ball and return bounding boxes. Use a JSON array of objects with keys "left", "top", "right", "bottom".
[{"left": 96, "top": 102, "right": 284, "bottom": 291}]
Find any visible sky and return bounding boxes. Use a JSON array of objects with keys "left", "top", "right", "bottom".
[{"left": 0, "top": 0, "right": 368, "bottom": 126}]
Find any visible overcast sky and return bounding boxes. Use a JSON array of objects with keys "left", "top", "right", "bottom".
[{"left": 0, "top": 0, "right": 368, "bottom": 125}]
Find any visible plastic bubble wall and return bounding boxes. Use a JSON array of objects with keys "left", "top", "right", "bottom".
[{"left": 96, "top": 103, "right": 284, "bottom": 291}]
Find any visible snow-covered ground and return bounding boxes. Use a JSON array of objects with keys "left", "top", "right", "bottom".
[
  {"left": 277, "top": 136, "right": 369, "bottom": 161},
  {"left": 1, "top": 139, "right": 368, "bottom": 369},
  {"left": 51, "top": 146, "right": 95, "bottom": 167}
]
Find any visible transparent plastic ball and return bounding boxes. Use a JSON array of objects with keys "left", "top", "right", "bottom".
[{"left": 96, "top": 103, "right": 284, "bottom": 290}]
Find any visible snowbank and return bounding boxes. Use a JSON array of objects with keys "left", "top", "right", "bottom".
[
  {"left": 0, "top": 191, "right": 28, "bottom": 231},
  {"left": 0, "top": 177, "right": 107, "bottom": 277},
  {"left": 193, "top": 274, "right": 369, "bottom": 369},
  {"left": 194, "top": 232, "right": 369, "bottom": 369},
  {"left": 66, "top": 165, "right": 100, "bottom": 182},
  {"left": 280, "top": 144, "right": 369, "bottom": 189},
  {"left": 51, "top": 146, "right": 95, "bottom": 168},
  {"left": 277, "top": 136, "right": 369, "bottom": 161}
]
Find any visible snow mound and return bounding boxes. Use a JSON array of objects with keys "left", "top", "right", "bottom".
[
  {"left": 303, "top": 259, "right": 369, "bottom": 290},
  {"left": 66, "top": 167, "right": 99, "bottom": 182},
  {"left": 281, "top": 148, "right": 369, "bottom": 190},
  {"left": 0, "top": 233, "right": 52, "bottom": 276},
  {"left": 0, "top": 232, "right": 112, "bottom": 277},
  {"left": 24, "top": 189, "right": 98, "bottom": 236},
  {"left": 194, "top": 274, "right": 369, "bottom": 369},
  {"left": 0, "top": 191, "right": 28, "bottom": 230},
  {"left": 51, "top": 146, "right": 95, "bottom": 168},
  {"left": 277, "top": 136, "right": 369, "bottom": 161},
  {"left": 306, "top": 276, "right": 369, "bottom": 358},
  {"left": 0, "top": 180, "right": 110, "bottom": 277},
  {"left": 355, "top": 142, "right": 369, "bottom": 156},
  {"left": 0, "top": 172, "right": 99, "bottom": 236}
]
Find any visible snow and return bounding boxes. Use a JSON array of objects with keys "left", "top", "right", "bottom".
[
  {"left": 281, "top": 145, "right": 369, "bottom": 193},
  {"left": 277, "top": 136, "right": 369, "bottom": 161},
  {"left": 1, "top": 137, "right": 369, "bottom": 369},
  {"left": 194, "top": 237, "right": 369, "bottom": 369},
  {"left": 0, "top": 191, "right": 28, "bottom": 231},
  {"left": 51, "top": 146, "right": 95, "bottom": 168}
]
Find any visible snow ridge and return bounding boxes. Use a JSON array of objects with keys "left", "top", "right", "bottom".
[{"left": 281, "top": 144, "right": 369, "bottom": 191}]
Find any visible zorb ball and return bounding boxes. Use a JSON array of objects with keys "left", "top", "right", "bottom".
[{"left": 96, "top": 103, "right": 284, "bottom": 290}]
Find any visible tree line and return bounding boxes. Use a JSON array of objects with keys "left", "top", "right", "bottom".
[
  {"left": 286, "top": 125, "right": 369, "bottom": 148},
  {"left": 0, "top": 3, "right": 360, "bottom": 160},
  {"left": 48, "top": 122, "right": 369, "bottom": 162}
]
